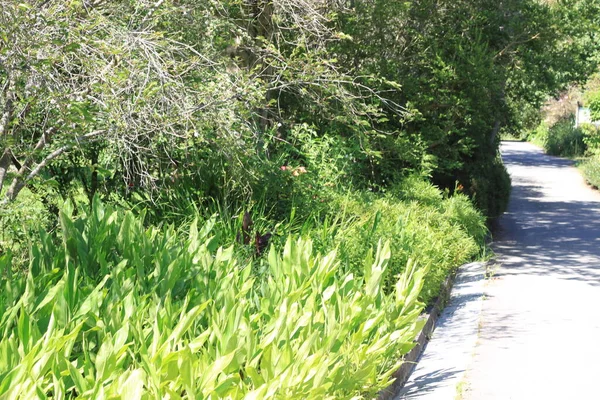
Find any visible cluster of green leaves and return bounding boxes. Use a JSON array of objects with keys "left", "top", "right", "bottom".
[
  {"left": 584, "top": 74, "right": 600, "bottom": 124},
  {"left": 565, "top": 78, "right": 600, "bottom": 186},
  {"left": 528, "top": 119, "right": 587, "bottom": 157},
  {"left": 581, "top": 124, "right": 600, "bottom": 156},
  {"left": 318, "top": 182, "right": 487, "bottom": 304},
  {"left": 327, "top": 0, "right": 598, "bottom": 217},
  {"left": 191, "top": 177, "right": 488, "bottom": 306},
  {"left": 0, "top": 187, "right": 53, "bottom": 266},
  {"left": 0, "top": 199, "right": 426, "bottom": 399},
  {"left": 579, "top": 155, "right": 600, "bottom": 188}
]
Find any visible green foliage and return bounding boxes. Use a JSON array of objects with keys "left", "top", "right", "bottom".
[
  {"left": 586, "top": 90, "right": 600, "bottom": 122},
  {"left": 328, "top": 181, "right": 487, "bottom": 305},
  {"left": 3, "top": 0, "right": 599, "bottom": 224},
  {"left": 0, "top": 188, "right": 52, "bottom": 267},
  {"left": 579, "top": 156, "right": 600, "bottom": 188},
  {"left": 467, "top": 156, "right": 512, "bottom": 220},
  {"left": 4, "top": 0, "right": 600, "bottom": 394},
  {"left": 330, "top": 0, "right": 594, "bottom": 218},
  {"left": 0, "top": 199, "right": 426, "bottom": 398},
  {"left": 530, "top": 118, "right": 586, "bottom": 157},
  {"left": 528, "top": 122, "right": 550, "bottom": 148},
  {"left": 581, "top": 124, "right": 600, "bottom": 155},
  {"left": 97, "top": 175, "right": 487, "bottom": 310}
]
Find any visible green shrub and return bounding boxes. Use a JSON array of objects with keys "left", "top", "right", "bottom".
[
  {"left": 581, "top": 123, "right": 600, "bottom": 156},
  {"left": 326, "top": 179, "right": 486, "bottom": 304},
  {"left": 586, "top": 89, "right": 600, "bottom": 122},
  {"left": 531, "top": 118, "right": 586, "bottom": 157},
  {"left": 579, "top": 156, "right": 600, "bottom": 188},
  {"left": 240, "top": 177, "right": 487, "bottom": 306},
  {"left": 468, "top": 156, "right": 512, "bottom": 220},
  {"left": 119, "top": 165, "right": 488, "bottom": 307},
  {"left": 527, "top": 122, "right": 550, "bottom": 147},
  {"left": 548, "top": 119, "right": 586, "bottom": 157},
  {"left": 0, "top": 187, "right": 54, "bottom": 268}
]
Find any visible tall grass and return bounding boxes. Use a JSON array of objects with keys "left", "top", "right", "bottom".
[{"left": 203, "top": 177, "right": 488, "bottom": 305}]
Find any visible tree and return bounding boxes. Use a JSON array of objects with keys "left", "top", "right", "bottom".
[
  {"left": 329, "top": 0, "right": 599, "bottom": 216},
  {"left": 0, "top": 1, "right": 248, "bottom": 205}
]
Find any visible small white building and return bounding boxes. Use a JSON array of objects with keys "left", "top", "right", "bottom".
[{"left": 576, "top": 102, "right": 600, "bottom": 128}]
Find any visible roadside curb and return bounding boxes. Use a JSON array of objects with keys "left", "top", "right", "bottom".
[
  {"left": 377, "top": 266, "right": 460, "bottom": 400},
  {"left": 378, "top": 262, "right": 490, "bottom": 400}
]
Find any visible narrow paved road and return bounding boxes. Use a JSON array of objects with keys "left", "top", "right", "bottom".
[{"left": 464, "top": 141, "right": 600, "bottom": 399}]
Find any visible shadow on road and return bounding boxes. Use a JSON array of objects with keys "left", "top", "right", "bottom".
[
  {"left": 500, "top": 146, "right": 574, "bottom": 169},
  {"left": 400, "top": 368, "right": 461, "bottom": 398},
  {"left": 493, "top": 181, "right": 600, "bottom": 287},
  {"left": 477, "top": 141, "right": 600, "bottom": 347},
  {"left": 461, "top": 142, "right": 600, "bottom": 399}
]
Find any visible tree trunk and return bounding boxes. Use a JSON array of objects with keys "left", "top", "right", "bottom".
[
  {"left": 0, "top": 149, "right": 11, "bottom": 193},
  {"left": 0, "top": 74, "right": 16, "bottom": 137},
  {"left": 3, "top": 178, "right": 25, "bottom": 204},
  {"left": 245, "top": 0, "right": 276, "bottom": 133}
]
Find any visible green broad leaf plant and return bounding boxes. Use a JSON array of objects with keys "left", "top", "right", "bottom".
[{"left": 0, "top": 199, "right": 426, "bottom": 399}]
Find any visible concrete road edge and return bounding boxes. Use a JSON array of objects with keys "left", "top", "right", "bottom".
[{"left": 379, "top": 261, "right": 488, "bottom": 400}]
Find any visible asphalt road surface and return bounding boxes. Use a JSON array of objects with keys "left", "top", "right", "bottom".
[{"left": 463, "top": 141, "right": 600, "bottom": 399}]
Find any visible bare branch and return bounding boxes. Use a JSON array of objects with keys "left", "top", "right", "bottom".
[
  {"left": 1, "top": 130, "right": 105, "bottom": 204},
  {"left": 25, "top": 130, "right": 105, "bottom": 182},
  {"left": 0, "top": 149, "right": 12, "bottom": 193}
]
